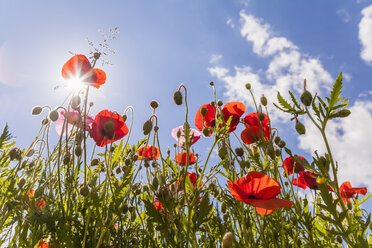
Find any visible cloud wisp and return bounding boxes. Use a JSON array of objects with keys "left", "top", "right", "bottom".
[{"left": 359, "top": 5, "right": 372, "bottom": 65}]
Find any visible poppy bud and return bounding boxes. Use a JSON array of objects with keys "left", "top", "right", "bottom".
[
  {"left": 258, "top": 113, "right": 265, "bottom": 121},
  {"left": 295, "top": 121, "right": 306, "bottom": 135},
  {"left": 91, "top": 158, "right": 99, "bottom": 166},
  {"left": 332, "top": 109, "right": 351, "bottom": 118},
  {"left": 143, "top": 120, "right": 153, "bottom": 135},
  {"left": 144, "top": 160, "right": 150, "bottom": 168},
  {"left": 218, "top": 146, "right": 228, "bottom": 160},
  {"left": 152, "top": 177, "right": 159, "bottom": 189},
  {"left": 217, "top": 100, "right": 223, "bottom": 107},
  {"left": 210, "top": 81, "right": 214, "bottom": 86},
  {"left": 222, "top": 232, "right": 234, "bottom": 248},
  {"left": 124, "top": 158, "right": 131, "bottom": 166},
  {"left": 71, "top": 96, "right": 81, "bottom": 109},
  {"left": 154, "top": 126, "right": 159, "bottom": 132},
  {"left": 173, "top": 91, "right": 183, "bottom": 105},
  {"left": 133, "top": 155, "right": 138, "bottom": 161},
  {"left": 49, "top": 110, "right": 59, "bottom": 122},
  {"left": 75, "top": 146, "right": 82, "bottom": 157},
  {"left": 122, "top": 115, "right": 128, "bottom": 122},
  {"left": 143, "top": 185, "right": 149, "bottom": 192},
  {"left": 150, "top": 100, "right": 159, "bottom": 109},
  {"left": 79, "top": 184, "right": 90, "bottom": 197},
  {"left": 336, "top": 236, "right": 343, "bottom": 244},
  {"left": 240, "top": 160, "right": 250, "bottom": 169},
  {"left": 200, "top": 107, "right": 208, "bottom": 116},
  {"left": 41, "top": 118, "right": 49, "bottom": 125},
  {"left": 63, "top": 155, "right": 71, "bottom": 164},
  {"left": 176, "top": 130, "right": 182, "bottom": 138},
  {"left": 318, "top": 156, "right": 329, "bottom": 173},
  {"left": 210, "top": 101, "right": 216, "bottom": 107},
  {"left": 115, "top": 166, "right": 122, "bottom": 174},
  {"left": 104, "top": 120, "right": 115, "bottom": 132},
  {"left": 275, "top": 149, "right": 281, "bottom": 157},
  {"left": 235, "top": 147, "right": 244, "bottom": 157},
  {"left": 202, "top": 128, "right": 210, "bottom": 137},
  {"left": 89, "top": 102, "right": 94, "bottom": 107},
  {"left": 18, "top": 178, "right": 26, "bottom": 188},
  {"left": 267, "top": 145, "right": 275, "bottom": 160},
  {"left": 32, "top": 106, "right": 43, "bottom": 115},
  {"left": 221, "top": 202, "right": 227, "bottom": 213},
  {"left": 245, "top": 83, "right": 251, "bottom": 90},
  {"left": 128, "top": 206, "right": 135, "bottom": 213},
  {"left": 278, "top": 140, "right": 286, "bottom": 148},
  {"left": 94, "top": 52, "right": 101, "bottom": 60},
  {"left": 9, "top": 147, "right": 22, "bottom": 161},
  {"left": 122, "top": 203, "right": 129, "bottom": 214},
  {"left": 300, "top": 90, "right": 313, "bottom": 106},
  {"left": 75, "top": 131, "right": 84, "bottom": 144},
  {"left": 260, "top": 95, "right": 268, "bottom": 106},
  {"left": 152, "top": 161, "right": 157, "bottom": 168},
  {"left": 135, "top": 189, "right": 141, "bottom": 195},
  {"left": 274, "top": 136, "right": 281, "bottom": 145},
  {"left": 26, "top": 149, "right": 35, "bottom": 157}
]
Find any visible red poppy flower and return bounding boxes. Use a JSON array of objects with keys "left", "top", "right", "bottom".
[
  {"left": 339, "top": 181, "right": 367, "bottom": 203},
  {"left": 228, "top": 171, "right": 292, "bottom": 215},
  {"left": 137, "top": 145, "right": 160, "bottom": 160},
  {"left": 62, "top": 54, "right": 107, "bottom": 88},
  {"left": 38, "top": 241, "right": 49, "bottom": 248},
  {"left": 174, "top": 152, "right": 196, "bottom": 166},
  {"left": 241, "top": 112, "right": 270, "bottom": 144},
  {"left": 292, "top": 171, "right": 318, "bottom": 190},
  {"left": 91, "top": 110, "right": 129, "bottom": 147},
  {"left": 282, "top": 156, "right": 306, "bottom": 175},
  {"left": 25, "top": 190, "right": 46, "bottom": 209},
  {"left": 194, "top": 102, "right": 245, "bottom": 136}
]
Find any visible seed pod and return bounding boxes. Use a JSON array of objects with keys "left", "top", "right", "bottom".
[
  {"left": 32, "top": 106, "right": 43, "bottom": 115},
  {"left": 295, "top": 121, "right": 306, "bottom": 135},
  {"left": 222, "top": 232, "right": 234, "bottom": 248},
  {"left": 49, "top": 110, "right": 59, "bottom": 122},
  {"left": 278, "top": 140, "right": 286, "bottom": 148},
  {"left": 104, "top": 120, "right": 115, "bottom": 132},
  {"left": 150, "top": 100, "right": 159, "bottom": 109},
  {"left": 71, "top": 96, "right": 81, "bottom": 109},
  {"left": 245, "top": 83, "right": 251, "bottom": 90},
  {"left": 260, "top": 95, "right": 268, "bottom": 106},
  {"left": 173, "top": 91, "right": 183, "bottom": 105},
  {"left": 300, "top": 90, "right": 313, "bottom": 106},
  {"left": 235, "top": 147, "right": 244, "bottom": 157},
  {"left": 91, "top": 158, "right": 99, "bottom": 166}
]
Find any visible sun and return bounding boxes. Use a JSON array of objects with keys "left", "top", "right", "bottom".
[{"left": 65, "top": 76, "right": 87, "bottom": 93}]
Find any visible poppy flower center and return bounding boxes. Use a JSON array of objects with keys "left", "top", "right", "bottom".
[
  {"left": 101, "top": 128, "right": 114, "bottom": 140},
  {"left": 247, "top": 195, "right": 259, "bottom": 199}
]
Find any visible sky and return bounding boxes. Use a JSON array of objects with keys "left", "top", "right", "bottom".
[{"left": 0, "top": 0, "right": 372, "bottom": 211}]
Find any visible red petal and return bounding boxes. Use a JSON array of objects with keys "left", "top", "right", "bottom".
[
  {"left": 243, "top": 112, "right": 270, "bottom": 127},
  {"left": 222, "top": 102, "right": 246, "bottom": 119},
  {"left": 61, "top": 55, "right": 92, "bottom": 80},
  {"left": 252, "top": 198, "right": 293, "bottom": 215},
  {"left": 194, "top": 104, "right": 216, "bottom": 134},
  {"left": 91, "top": 68, "right": 106, "bottom": 88}
]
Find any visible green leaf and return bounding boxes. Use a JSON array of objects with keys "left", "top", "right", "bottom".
[
  {"left": 329, "top": 72, "right": 343, "bottom": 109},
  {"left": 277, "top": 92, "right": 294, "bottom": 111},
  {"left": 0, "top": 124, "right": 12, "bottom": 150},
  {"left": 288, "top": 91, "right": 301, "bottom": 109}
]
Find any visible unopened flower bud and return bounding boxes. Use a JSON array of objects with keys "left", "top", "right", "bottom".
[
  {"left": 41, "top": 118, "right": 49, "bottom": 125},
  {"left": 267, "top": 145, "right": 275, "bottom": 160},
  {"left": 245, "top": 83, "right": 251, "bottom": 90},
  {"left": 278, "top": 140, "right": 286, "bottom": 148},
  {"left": 89, "top": 102, "right": 94, "bottom": 107},
  {"left": 217, "top": 100, "right": 223, "bottom": 107},
  {"left": 235, "top": 147, "right": 244, "bottom": 157},
  {"left": 154, "top": 126, "right": 159, "bottom": 132},
  {"left": 104, "top": 120, "right": 115, "bottom": 132},
  {"left": 260, "top": 95, "right": 268, "bottom": 106},
  {"left": 202, "top": 128, "right": 210, "bottom": 137},
  {"left": 300, "top": 90, "right": 313, "bottom": 106},
  {"left": 91, "top": 158, "right": 99, "bottom": 166},
  {"left": 209, "top": 81, "right": 214, "bottom": 86},
  {"left": 222, "top": 232, "right": 234, "bottom": 248},
  {"left": 173, "top": 91, "right": 183, "bottom": 105},
  {"left": 275, "top": 149, "right": 281, "bottom": 157},
  {"left": 152, "top": 161, "right": 157, "bottom": 168},
  {"left": 49, "top": 110, "right": 59, "bottom": 122},
  {"left": 240, "top": 160, "right": 250, "bottom": 169},
  {"left": 150, "top": 100, "right": 159, "bottom": 109},
  {"left": 218, "top": 146, "right": 228, "bottom": 160},
  {"left": 9, "top": 147, "right": 22, "bottom": 161},
  {"left": 176, "top": 130, "right": 182, "bottom": 138},
  {"left": 274, "top": 136, "right": 281, "bottom": 145},
  {"left": 152, "top": 177, "right": 159, "bottom": 189},
  {"left": 221, "top": 202, "right": 227, "bottom": 213},
  {"left": 63, "top": 154, "right": 71, "bottom": 164},
  {"left": 124, "top": 158, "right": 131, "bottom": 166},
  {"left": 295, "top": 120, "right": 306, "bottom": 135},
  {"left": 18, "top": 178, "right": 26, "bottom": 188},
  {"left": 258, "top": 113, "right": 265, "bottom": 121},
  {"left": 200, "top": 107, "right": 208, "bottom": 116},
  {"left": 143, "top": 120, "right": 153, "bottom": 135},
  {"left": 94, "top": 52, "right": 101, "bottom": 60},
  {"left": 210, "top": 101, "right": 216, "bottom": 107},
  {"left": 26, "top": 149, "right": 35, "bottom": 157},
  {"left": 74, "top": 146, "right": 82, "bottom": 157},
  {"left": 122, "top": 203, "right": 129, "bottom": 214},
  {"left": 79, "top": 184, "right": 90, "bottom": 197},
  {"left": 122, "top": 114, "right": 127, "bottom": 122},
  {"left": 332, "top": 109, "right": 351, "bottom": 118},
  {"left": 32, "top": 106, "right": 43, "bottom": 115},
  {"left": 71, "top": 96, "right": 81, "bottom": 109},
  {"left": 116, "top": 166, "right": 122, "bottom": 174}
]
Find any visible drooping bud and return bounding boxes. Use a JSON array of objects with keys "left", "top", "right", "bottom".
[
  {"left": 274, "top": 136, "right": 281, "bottom": 145},
  {"left": 104, "top": 120, "right": 115, "bottom": 132},
  {"left": 221, "top": 232, "right": 234, "bottom": 248},
  {"left": 260, "top": 94, "right": 268, "bottom": 106},
  {"left": 49, "top": 110, "right": 59, "bottom": 122},
  {"left": 63, "top": 154, "right": 71, "bottom": 164},
  {"left": 173, "top": 91, "right": 183, "bottom": 105},
  {"left": 32, "top": 106, "right": 43, "bottom": 115},
  {"left": 122, "top": 114, "right": 127, "bottom": 122},
  {"left": 41, "top": 118, "right": 49, "bottom": 125},
  {"left": 94, "top": 52, "right": 101, "bottom": 60},
  {"left": 200, "top": 107, "right": 208, "bottom": 116},
  {"left": 143, "top": 120, "right": 153, "bottom": 135},
  {"left": 278, "top": 140, "right": 286, "bottom": 148},
  {"left": 235, "top": 147, "right": 244, "bottom": 157},
  {"left": 217, "top": 100, "right": 223, "bottom": 107},
  {"left": 154, "top": 126, "right": 159, "bottom": 132},
  {"left": 150, "top": 100, "right": 159, "bottom": 109},
  {"left": 202, "top": 128, "right": 210, "bottom": 137},
  {"left": 295, "top": 120, "right": 306, "bottom": 135},
  {"left": 300, "top": 79, "right": 312, "bottom": 106},
  {"left": 9, "top": 147, "right": 22, "bottom": 161},
  {"left": 245, "top": 83, "right": 251, "bottom": 90},
  {"left": 71, "top": 96, "right": 81, "bottom": 109},
  {"left": 209, "top": 81, "right": 214, "bottom": 86}
]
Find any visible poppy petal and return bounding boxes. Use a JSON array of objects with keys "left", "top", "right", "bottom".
[
  {"left": 62, "top": 55, "right": 92, "bottom": 80},
  {"left": 252, "top": 198, "right": 293, "bottom": 215},
  {"left": 194, "top": 104, "right": 216, "bottom": 134},
  {"left": 92, "top": 68, "right": 106, "bottom": 88}
]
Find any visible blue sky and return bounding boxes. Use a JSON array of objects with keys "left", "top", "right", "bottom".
[{"left": 1, "top": 0, "right": 372, "bottom": 210}]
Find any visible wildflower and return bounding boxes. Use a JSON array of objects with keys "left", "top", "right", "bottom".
[
  {"left": 174, "top": 152, "right": 196, "bottom": 166},
  {"left": 171, "top": 125, "right": 201, "bottom": 147},
  {"left": 187, "top": 172, "right": 197, "bottom": 188},
  {"left": 282, "top": 156, "right": 306, "bottom": 175},
  {"left": 24, "top": 190, "right": 45, "bottom": 209},
  {"left": 137, "top": 145, "right": 160, "bottom": 160},
  {"left": 55, "top": 108, "right": 94, "bottom": 136},
  {"left": 62, "top": 54, "right": 106, "bottom": 88},
  {"left": 339, "top": 181, "right": 367, "bottom": 203},
  {"left": 194, "top": 102, "right": 245, "bottom": 136},
  {"left": 241, "top": 112, "right": 270, "bottom": 144},
  {"left": 292, "top": 171, "right": 318, "bottom": 190},
  {"left": 37, "top": 241, "right": 49, "bottom": 248},
  {"left": 153, "top": 199, "right": 164, "bottom": 212},
  {"left": 91, "top": 110, "right": 129, "bottom": 147},
  {"left": 228, "top": 171, "right": 292, "bottom": 215}
]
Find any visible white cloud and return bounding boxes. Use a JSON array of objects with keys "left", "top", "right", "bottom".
[
  {"left": 298, "top": 100, "right": 372, "bottom": 189},
  {"left": 226, "top": 18, "right": 235, "bottom": 28},
  {"left": 337, "top": 9, "right": 351, "bottom": 23},
  {"left": 343, "top": 72, "right": 352, "bottom": 83},
  {"left": 359, "top": 5, "right": 372, "bottom": 64},
  {"left": 209, "top": 11, "right": 332, "bottom": 122},
  {"left": 209, "top": 54, "right": 223, "bottom": 64}
]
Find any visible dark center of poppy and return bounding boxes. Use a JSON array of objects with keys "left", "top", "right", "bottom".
[
  {"left": 101, "top": 128, "right": 114, "bottom": 140},
  {"left": 247, "top": 195, "right": 259, "bottom": 199}
]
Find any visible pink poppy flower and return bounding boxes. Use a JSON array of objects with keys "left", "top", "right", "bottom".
[
  {"left": 171, "top": 125, "right": 201, "bottom": 147},
  {"left": 56, "top": 108, "right": 94, "bottom": 136}
]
